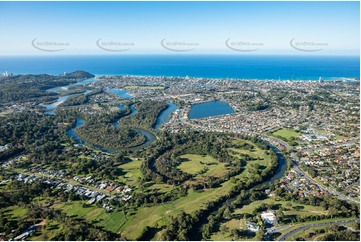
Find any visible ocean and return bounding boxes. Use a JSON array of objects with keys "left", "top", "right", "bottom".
[{"left": 0, "top": 55, "right": 359, "bottom": 80}]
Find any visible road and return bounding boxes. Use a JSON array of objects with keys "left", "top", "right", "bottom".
[
  {"left": 277, "top": 219, "right": 359, "bottom": 241},
  {"left": 176, "top": 119, "right": 360, "bottom": 205},
  {"left": 290, "top": 159, "right": 359, "bottom": 204},
  {"left": 262, "top": 135, "right": 359, "bottom": 204}
]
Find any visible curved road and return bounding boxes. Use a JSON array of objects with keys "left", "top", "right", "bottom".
[
  {"left": 277, "top": 219, "right": 359, "bottom": 241},
  {"left": 261, "top": 135, "right": 359, "bottom": 204}
]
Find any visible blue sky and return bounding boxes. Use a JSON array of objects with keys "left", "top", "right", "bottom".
[{"left": 0, "top": 1, "right": 359, "bottom": 55}]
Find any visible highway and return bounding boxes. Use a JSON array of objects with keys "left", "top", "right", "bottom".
[{"left": 277, "top": 219, "right": 359, "bottom": 241}]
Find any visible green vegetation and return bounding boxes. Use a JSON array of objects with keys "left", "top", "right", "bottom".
[
  {"left": 228, "top": 139, "right": 270, "bottom": 166},
  {"left": 0, "top": 112, "right": 71, "bottom": 164},
  {"left": 271, "top": 128, "right": 301, "bottom": 146},
  {"left": 120, "top": 100, "right": 167, "bottom": 130},
  {"left": 177, "top": 154, "right": 226, "bottom": 178},
  {"left": 287, "top": 225, "right": 328, "bottom": 241},
  {"left": 277, "top": 219, "right": 360, "bottom": 241},
  {"left": 30, "top": 220, "right": 63, "bottom": 241},
  {"left": 73, "top": 100, "right": 167, "bottom": 150},
  {"left": 272, "top": 128, "right": 301, "bottom": 140},
  {"left": 6, "top": 206, "right": 28, "bottom": 217},
  {"left": 118, "top": 158, "right": 143, "bottom": 186},
  {"left": 54, "top": 201, "right": 126, "bottom": 233},
  {"left": 69, "top": 103, "right": 149, "bottom": 150},
  {"left": 130, "top": 134, "right": 279, "bottom": 240},
  {"left": 1, "top": 73, "right": 359, "bottom": 241},
  {"left": 120, "top": 181, "right": 237, "bottom": 240},
  {"left": 77, "top": 123, "right": 145, "bottom": 150},
  {"left": 59, "top": 89, "right": 103, "bottom": 107},
  {"left": 0, "top": 71, "right": 94, "bottom": 103},
  {"left": 234, "top": 197, "right": 329, "bottom": 217},
  {"left": 0, "top": 181, "right": 119, "bottom": 240}
]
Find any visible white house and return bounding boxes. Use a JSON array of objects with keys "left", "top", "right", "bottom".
[{"left": 261, "top": 210, "right": 278, "bottom": 225}]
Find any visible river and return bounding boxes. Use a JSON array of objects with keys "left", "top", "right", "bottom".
[
  {"left": 256, "top": 142, "right": 287, "bottom": 187},
  {"left": 153, "top": 102, "right": 179, "bottom": 130},
  {"left": 111, "top": 103, "right": 157, "bottom": 151},
  {"left": 44, "top": 78, "right": 288, "bottom": 239},
  {"left": 41, "top": 77, "right": 98, "bottom": 115},
  {"left": 41, "top": 78, "right": 160, "bottom": 152},
  {"left": 190, "top": 141, "right": 287, "bottom": 240}
]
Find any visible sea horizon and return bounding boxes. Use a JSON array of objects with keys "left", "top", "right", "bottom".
[{"left": 0, "top": 54, "right": 359, "bottom": 80}]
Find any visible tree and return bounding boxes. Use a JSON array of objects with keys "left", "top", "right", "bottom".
[
  {"left": 231, "top": 229, "right": 239, "bottom": 240},
  {"left": 275, "top": 210, "right": 284, "bottom": 222},
  {"left": 202, "top": 225, "right": 210, "bottom": 239},
  {"left": 255, "top": 229, "right": 265, "bottom": 240},
  {"left": 220, "top": 224, "right": 228, "bottom": 235},
  {"left": 328, "top": 207, "right": 338, "bottom": 219},
  {"left": 223, "top": 207, "right": 232, "bottom": 219}
]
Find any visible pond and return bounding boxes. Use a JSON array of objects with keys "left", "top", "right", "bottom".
[{"left": 188, "top": 100, "right": 234, "bottom": 119}]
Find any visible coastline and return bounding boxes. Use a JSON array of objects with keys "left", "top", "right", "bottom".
[{"left": 1, "top": 55, "right": 359, "bottom": 81}]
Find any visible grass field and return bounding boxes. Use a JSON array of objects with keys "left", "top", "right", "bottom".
[
  {"left": 1, "top": 205, "right": 28, "bottom": 218},
  {"left": 24, "top": 138, "right": 273, "bottom": 240},
  {"left": 124, "top": 85, "right": 165, "bottom": 90},
  {"left": 0, "top": 136, "right": 276, "bottom": 241},
  {"left": 53, "top": 201, "right": 126, "bottom": 233},
  {"left": 120, "top": 138, "right": 274, "bottom": 240},
  {"left": 146, "top": 183, "right": 174, "bottom": 193},
  {"left": 224, "top": 219, "right": 241, "bottom": 229},
  {"left": 117, "top": 158, "right": 143, "bottom": 186},
  {"left": 234, "top": 197, "right": 328, "bottom": 217},
  {"left": 30, "top": 220, "right": 63, "bottom": 241},
  {"left": 210, "top": 223, "right": 256, "bottom": 241},
  {"left": 177, "top": 154, "right": 226, "bottom": 177},
  {"left": 0, "top": 206, "right": 64, "bottom": 240},
  {"left": 271, "top": 128, "right": 301, "bottom": 141},
  {"left": 205, "top": 140, "right": 276, "bottom": 241},
  {"left": 120, "top": 180, "right": 236, "bottom": 240},
  {"left": 210, "top": 232, "right": 234, "bottom": 241},
  {"left": 210, "top": 232, "right": 256, "bottom": 241},
  {"left": 228, "top": 139, "right": 271, "bottom": 166}
]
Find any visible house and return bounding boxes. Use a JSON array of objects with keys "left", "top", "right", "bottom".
[
  {"left": 261, "top": 210, "right": 278, "bottom": 225},
  {"left": 106, "top": 185, "right": 114, "bottom": 191},
  {"left": 245, "top": 221, "right": 259, "bottom": 232},
  {"left": 87, "top": 198, "right": 96, "bottom": 205}
]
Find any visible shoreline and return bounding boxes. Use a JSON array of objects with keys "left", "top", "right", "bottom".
[{"left": 96, "top": 74, "right": 360, "bottom": 82}]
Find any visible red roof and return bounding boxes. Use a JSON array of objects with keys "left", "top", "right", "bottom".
[{"left": 106, "top": 186, "right": 114, "bottom": 191}]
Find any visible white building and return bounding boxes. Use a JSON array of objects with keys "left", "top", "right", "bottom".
[
  {"left": 245, "top": 221, "right": 259, "bottom": 232},
  {"left": 261, "top": 210, "right": 278, "bottom": 225}
]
